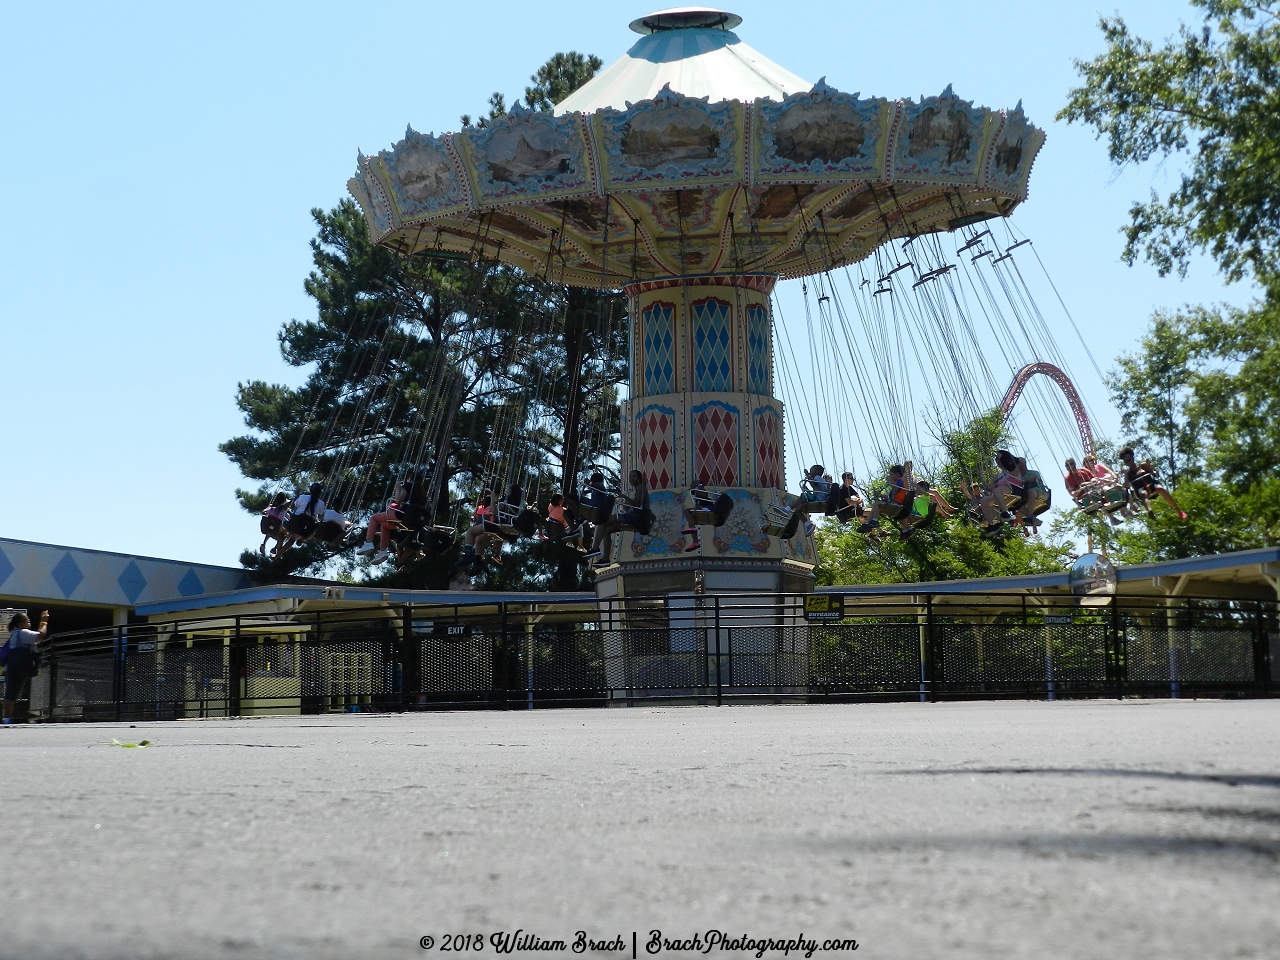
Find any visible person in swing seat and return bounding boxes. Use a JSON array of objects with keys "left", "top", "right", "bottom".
[
  {"left": 799, "top": 465, "right": 831, "bottom": 511},
  {"left": 1119, "top": 447, "right": 1187, "bottom": 520},
  {"left": 898, "top": 480, "right": 936, "bottom": 540},
  {"left": 259, "top": 493, "right": 290, "bottom": 555},
  {"left": 544, "top": 493, "right": 584, "bottom": 550},
  {"left": 456, "top": 489, "right": 498, "bottom": 572},
  {"left": 1014, "top": 456, "right": 1045, "bottom": 530},
  {"left": 277, "top": 482, "right": 325, "bottom": 556},
  {"left": 1082, "top": 454, "right": 1116, "bottom": 483},
  {"left": 587, "top": 470, "right": 648, "bottom": 564},
  {"left": 828, "top": 472, "right": 864, "bottom": 524},
  {"left": 857, "top": 461, "right": 915, "bottom": 533},
  {"left": 993, "top": 450, "right": 1025, "bottom": 509},
  {"left": 357, "top": 481, "right": 407, "bottom": 564},
  {"left": 963, "top": 481, "right": 1004, "bottom": 530},
  {"left": 1063, "top": 457, "right": 1096, "bottom": 503}
]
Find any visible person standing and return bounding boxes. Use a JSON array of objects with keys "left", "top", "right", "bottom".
[{"left": 4, "top": 610, "right": 48, "bottom": 725}]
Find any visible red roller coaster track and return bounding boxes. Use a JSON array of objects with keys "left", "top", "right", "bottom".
[{"left": 1000, "top": 362, "right": 1095, "bottom": 458}]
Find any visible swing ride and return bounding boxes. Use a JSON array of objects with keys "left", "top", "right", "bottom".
[
  {"left": 338, "top": 5, "right": 1065, "bottom": 598},
  {"left": 262, "top": 6, "right": 1154, "bottom": 597}
]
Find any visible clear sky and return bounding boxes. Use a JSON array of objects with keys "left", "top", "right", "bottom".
[{"left": 1, "top": 0, "right": 1253, "bottom": 567}]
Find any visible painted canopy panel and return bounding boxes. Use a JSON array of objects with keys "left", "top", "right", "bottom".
[{"left": 350, "top": 79, "right": 1044, "bottom": 287}]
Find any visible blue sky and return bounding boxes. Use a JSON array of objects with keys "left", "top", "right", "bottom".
[{"left": 1, "top": 1, "right": 1253, "bottom": 566}]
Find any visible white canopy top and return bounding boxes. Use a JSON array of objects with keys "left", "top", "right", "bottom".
[{"left": 554, "top": 8, "right": 810, "bottom": 115}]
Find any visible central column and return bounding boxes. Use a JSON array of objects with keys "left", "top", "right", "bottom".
[{"left": 593, "top": 273, "right": 817, "bottom": 601}]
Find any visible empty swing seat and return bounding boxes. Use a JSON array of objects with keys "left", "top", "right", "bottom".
[
  {"left": 762, "top": 505, "right": 803, "bottom": 539},
  {"left": 420, "top": 526, "right": 457, "bottom": 552},
  {"left": 483, "top": 503, "right": 541, "bottom": 540},
  {"left": 688, "top": 491, "right": 734, "bottom": 527}
]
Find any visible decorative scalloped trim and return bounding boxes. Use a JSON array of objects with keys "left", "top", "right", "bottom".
[
  {"left": 354, "top": 85, "right": 1042, "bottom": 287},
  {"left": 442, "top": 133, "right": 477, "bottom": 214}
]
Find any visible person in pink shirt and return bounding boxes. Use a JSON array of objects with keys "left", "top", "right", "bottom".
[{"left": 357, "top": 482, "right": 408, "bottom": 564}]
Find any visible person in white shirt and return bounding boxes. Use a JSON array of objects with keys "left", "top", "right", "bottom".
[
  {"left": 278, "top": 482, "right": 326, "bottom": 555},
  {"left": 4, "top": 610, "right": 48, "bottom": 724}
]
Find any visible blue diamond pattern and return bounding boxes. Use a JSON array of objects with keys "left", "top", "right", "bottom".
[
  {"left": 117, "top": 560, "right": 149, "bottom": 604},
  {"left": 0, "top": 547, "right": 12, "bottom": 588},
  {"left": 694, "top": 299, "right": 732, "bottom": 392},
  {"left": 51, "top": 552, "right": 84, "bottom": 598},
  {"left": 746, "top": 304, "right": 771, "bottom": 395},
  {"left": 177, "top": 568, "right": 205, "bottom": 597},
  {"left": 643, "top": 303, "right": 674, "bottom": 395}
]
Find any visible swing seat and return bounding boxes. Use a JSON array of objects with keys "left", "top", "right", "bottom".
[
  {"left": 688, "top": 491, "right": 734, "bottom": 527},
  {"left": 967, "top": 504, "right": 1005, "bottom": 537},
  {"left": 316, "top": 519, "right": 346, "bottom": 545},
  {"left": 284, "top": 513, "right": 318, "bottom": 539},
  {"left": 762, "top": 508, "right": 803, "bottom": 539},
  {"left": 830, "top": 499, "right": 864, "bottom": 524},
  {"left": 397, "top": 503, "right": 430, "bottom": 531},
  {"left": 1101, "top": 483, "right": 1130, "bottom": 512},
  {"left": 1027, "top": 487, "right": 1052, "bottom": 517},
  {"left": 618, "top": 508, "right": 656, "bottom": 535},
  {"left": 1076, "top": 485, "right": 1104, "bottom": 512},
  {"left": 879, "top": 494, "right": 915, "bottom": 523},
  {"left": 1130, "top": 471, "right": 1159, "bottom": 490},
  {"left": 1001, "top": 488, "right": 1027, "bottom": 511},
  {"left": 483, "top": 507, "right": 540, "bottom": 541},
  {"left": 901, "top": 501, "right": 937, "bottom": 531},
  {"left": 565, "top": 493, "right": 614, "bottom": 524},
  {"left": 421, "top": 527, "right": 456, "bottom": 553}
]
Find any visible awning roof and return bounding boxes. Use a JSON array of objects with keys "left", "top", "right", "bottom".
[{"left": 819, "top": 546, "right": 1280, "bottom": 602}]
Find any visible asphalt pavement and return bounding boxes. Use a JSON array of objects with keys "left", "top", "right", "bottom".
[{"left": 1, "top": 700, "right": 1277, "bottom": 960}]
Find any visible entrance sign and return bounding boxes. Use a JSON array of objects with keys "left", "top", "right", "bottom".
[{"left": 804, "top": 595, "right": 845, "bottom": 622}]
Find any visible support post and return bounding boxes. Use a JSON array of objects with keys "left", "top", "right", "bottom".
[
  {"left": 1253, "top": 600, "right": 1272, "bottom": 691},
  {"left": 401, "top": 604, "right": 419, "bottom": 712},
  {"left": 525, "top": 620, "right": 535, "bottom": 711},
  {"left": 229, "top": 617, "right": 242, "bottom": 718},
  {"left": 1109, "top": 597, "right": 1124, "bottom": 699},
  {"left": 114, "top": 624, "right": 124, "bottom": 722},
  {"left": 46, "top": 639, "right": 58, "bottom": 722},
  {"left": 714, "top": 595, "right": 723, "bottom": 707},
  {"left": 924, "top": 595, "right": 938, "bottom": 702}
]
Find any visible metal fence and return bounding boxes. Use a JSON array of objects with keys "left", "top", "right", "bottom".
[{"left": 22, "top": 592, "right": 1278, "bottom": 721}]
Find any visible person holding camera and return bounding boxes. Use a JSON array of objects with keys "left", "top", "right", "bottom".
[{"left": 4, "top": 610, "right": 48, "bottom": 725}]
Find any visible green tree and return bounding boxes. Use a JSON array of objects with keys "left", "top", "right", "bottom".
[
  {"left": 222, "top": 201, "right": 562, "bottom": 583},
  {"left": 524, "top": 52, "right": 603, "bottom": 112},
  {"left": 1105, "top": 310, "right": 1203, "bottom": 485},
  {"left": 1055, "top": 296, "right": 1280, "bottom": 560},
  {"left": 1186, "top": 292, "right": 1280, "bottom": 486},
  {"left": 226, "top": 52, "right": 619, "bottom": 591},
  {"left": 1059, "top": 0, "right": 1280, "bottom": 282},
  {"left": 457, "top": 51, "right": 618, "bottom": 590},
  {"left": 815, "top": 411, "right": 1073, "bottom": 585}
]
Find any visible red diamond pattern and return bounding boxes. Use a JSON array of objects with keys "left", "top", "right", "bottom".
[
  {"left": 755, "top": 410, "right": 781, "bottom": 489},
  {"left": 637, "top": 409, "right": 674, "bottom": 490},
  {"left": 693, "top": 404, "right": 739, "bottom": 486}
]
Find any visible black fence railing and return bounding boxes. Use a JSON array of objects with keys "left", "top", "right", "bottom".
[{"left": 21, "top": 592, "right": 1278, "bottom": 721}]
